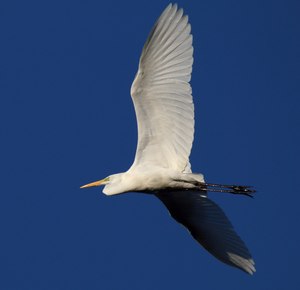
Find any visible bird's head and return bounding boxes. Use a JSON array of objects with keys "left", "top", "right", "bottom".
[{"left": 80, "top": 173, "right": 125, "bottom": 195}]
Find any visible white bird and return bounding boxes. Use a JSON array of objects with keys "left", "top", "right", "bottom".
[{"left": 81, "top": 3, "right": 256, "bottom": 274}]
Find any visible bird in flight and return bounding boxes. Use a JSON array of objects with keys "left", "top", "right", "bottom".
[{"left": 81, "top": 3, "right": 256, "bottom": 274}]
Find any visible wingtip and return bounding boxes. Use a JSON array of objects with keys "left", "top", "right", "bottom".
[
  {"left": 248, "top": 259, "right": 256, "bottom": 275},
  {"left": 228, "top": 253, "right": 256, "bottom": 275}
]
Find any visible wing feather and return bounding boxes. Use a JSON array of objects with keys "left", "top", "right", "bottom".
[
  {"left": 156, "top": 191, "right": 256, "bottom": 275},
  {"left": 130, "top": 4, "right": 194, "bottom": 172}
]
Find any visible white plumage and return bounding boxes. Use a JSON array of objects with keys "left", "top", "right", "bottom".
[
  {"left": 81, "top": 3, "right": 255, "bottom": 275},
  {"left": 130, "top": 4, "right": 194, "bottom": 172}
]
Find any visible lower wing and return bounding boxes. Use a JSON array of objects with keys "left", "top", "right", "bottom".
[{"left": 155, "top": 191, "right": 255, "bottom": 274}]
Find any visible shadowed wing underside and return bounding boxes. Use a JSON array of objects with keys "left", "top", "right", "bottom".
[
  {"left": 156, "top": 191, "right": 256, "bottom": 274},
  {"left": 130, "top": 4, "right": 194, "bottom": 172}
]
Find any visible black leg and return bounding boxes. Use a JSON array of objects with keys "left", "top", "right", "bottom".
[{"left": 198, "top": 182, "right": 256, "bottom": 198}]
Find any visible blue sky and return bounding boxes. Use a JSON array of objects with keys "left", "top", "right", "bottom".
[{"left": 0, "top": 0, "right": 299, "bottom": 289}]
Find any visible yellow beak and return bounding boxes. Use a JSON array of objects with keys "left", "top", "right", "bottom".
[{"left": 80, "top": 178, "right": 107, "bottom": 189}]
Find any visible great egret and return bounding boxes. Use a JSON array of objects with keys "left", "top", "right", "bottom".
[{"left": 81, "top": 3, "right": 256, "bottom": 274}]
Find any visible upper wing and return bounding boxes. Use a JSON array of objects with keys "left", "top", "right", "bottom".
[
  {"left": 130, "top": 4, "right": 194, "bottom": 172},
  {"left": 156, "top": 191, "right": 256, "bottom": 274}
]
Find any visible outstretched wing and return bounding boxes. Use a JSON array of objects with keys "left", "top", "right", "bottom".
[
  {"left": 156, "top": 191, "right": 256, "bottom": 274},
  {"left": 130, "top": 4, "right": 194, "bottom": 172}
]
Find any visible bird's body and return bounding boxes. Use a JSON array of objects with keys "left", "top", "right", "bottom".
[
  {"left": 101, "top": 170, "right": 204, "bottom": 195},
  {"left": 81, "top": 3, "right": 256, "bottom": 275}
]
